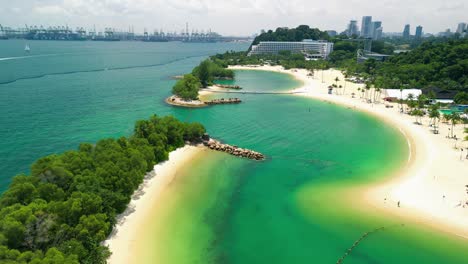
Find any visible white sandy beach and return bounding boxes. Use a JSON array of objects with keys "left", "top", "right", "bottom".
[
  {"left": 231, "top": 65, "right": 468, "bottom": 238},
  {"left": 105, "top": 65, "right": 467, "bottom": 263},
  {"left": 104, "top": 145, "right": 204, "bottom": 264}
]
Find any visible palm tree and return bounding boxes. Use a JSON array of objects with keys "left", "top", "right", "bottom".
[
  {"left": 441, "top": 113, "right": 450, "bottom": 126},
  {"left": 364, "top": 81, "right": 371, "bottom": 102},
  {"left": 429, "top": 108, "right": 440, "bottom": 133},
  {"left": 398, "top": 86, "right": 403, "bottom": 113},
  {"left": 343, "top": 73, "right": 349, "bottom": 95},
  {"left": 417, "top": 94, "right": 428, "bottom": 109},
  {"left": 411, "top": 109, "right": 424, "bottom": 125},
  {"left": 334, "top": 77, "right": 340, "bottom": 94},
  {"left": 374, "top": 87, "right": 381, "bottom": 103},
  {"left": 449, "top": 112, "right": 461, "bottom": 138},
  {"left": 407, "top": 93, "right": 416, "bottom": 113}
]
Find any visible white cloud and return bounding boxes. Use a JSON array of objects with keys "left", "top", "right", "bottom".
[
  {"left": 34, "top": 5, "right": 69, "bottom": 15},
  {"left": 3, "top": 0, "right": 467, "bottom": 35}
]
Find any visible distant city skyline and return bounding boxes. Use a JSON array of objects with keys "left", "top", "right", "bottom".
[{"left": 0, "top": 0, "right": 466, "bottom": 36}]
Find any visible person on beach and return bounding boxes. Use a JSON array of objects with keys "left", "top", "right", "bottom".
[{"left": 397, "top": 201, "right": 400, "bottom": 207}]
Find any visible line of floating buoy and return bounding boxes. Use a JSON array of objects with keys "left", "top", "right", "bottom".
[
  {"left": 203, "top": 138, "right": 265, "bottom": 160},
  {"left": 205, "top": 98, "right": 241, "bottom": 105},
  {"left": 336, "top": 226, "right": 388, "bottom": 264}
]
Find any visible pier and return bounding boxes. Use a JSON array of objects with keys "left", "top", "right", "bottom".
[
  {"left": 205, "top": 98, "right": 242, "bottom": 105},
  {"left": 203, "top": 138, "right": 265, "bottom": 160}
]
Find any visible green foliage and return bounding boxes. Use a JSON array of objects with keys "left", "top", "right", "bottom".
[
  {"left": 0, "top": 115, "right": 205, "bottom": 263},
  {"left": 212, "top": 51, "right": 330, "bottom": 71},
  {"left": 192, "top": 59, "right": 234, "bottom": 87},
  {"left": 172, "top": 74, "right": 201, "bottom": 100},
  {"left": 339, "top": 39, "right": 468, "bottom": 94},
  {"left": 251, "top": 25, "right": 330, "bottom": 46},
  {"left": 454, "top": 91, "right": 468, "bottom": 104}
]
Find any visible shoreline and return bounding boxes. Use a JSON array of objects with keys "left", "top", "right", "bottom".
[
  {"left": 230, "top": 65, "right": 468, "bottom": 238},
  {"left": 104, "top": 145, "right": 205, "bottom": 264},
  {"left": 165, "top": 95, "right": 207, "bottom": 108}
]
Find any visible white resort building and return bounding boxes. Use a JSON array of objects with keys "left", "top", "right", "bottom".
[{"left": 248, "top": 39, "right": 334, "bottom": 59}]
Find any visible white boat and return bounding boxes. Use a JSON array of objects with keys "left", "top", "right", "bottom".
[{"left": 24, "top": 44, "right": 30, "bottom": 53}]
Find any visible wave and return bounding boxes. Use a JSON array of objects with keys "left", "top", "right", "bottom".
[
  {"left": 0, "top": 53, "right": 64, "bottom": 61},
  {"left": 0, "top": 54, "right": 208, "bottom": 85}
]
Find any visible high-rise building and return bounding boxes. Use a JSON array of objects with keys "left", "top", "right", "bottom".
[
  {"left": 371, "top": 21, "right": 382, "bottom": 39},
  {"left": 456, "top": 22, "right": 466, "bottom": 34},
  {"left": 346, "top": 20, "right": 359, "bottom": 37},
  {"left": 360, "top": 16, "right": 373, "bottom": 38},
  {"left": 415, "top": 25, "right": 423, "bottom": 39},
  {"left": 374, "top": 27, "right": 383, "bottom": 40},
  {"left": 403, "top": 24, "right": 410, "bottom": 39}
]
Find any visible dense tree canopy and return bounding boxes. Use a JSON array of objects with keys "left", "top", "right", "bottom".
[
  {"left": 344, "top": 39, "right": 468, "bottom": 93},
  {"left": 0, "top": 115, "right": 205, "bottom": 263},
  {"left": 172, "top": 74, "right": 201, "bottom": 100},
  {"left": 192, "top": 59, "right": 234, "bottom": 87},
  {"left": 251, "top": 25, "right": 330, "bottom": 47}
]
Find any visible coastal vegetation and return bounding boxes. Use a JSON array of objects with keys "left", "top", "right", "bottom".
[
  {"left": 172, "top": 74, "right": 201, "bottom": 100},
  {"left": 0, "top": 115, "right": 205, "bottom": 263},
  {"left": 251, "top": 25, "right": 330, "bottom": 46},
  {"left": 172, "top": 59, "right": 235, "bottom": 100},
  {"left": 213, "top": 26, "right": 467, "bottom": 98},
  {"left": 192, "top": 59, "right": 235, "bottom": 86},
  {"left": 344, "top": 40, "right": 468, "bottom": 94}
]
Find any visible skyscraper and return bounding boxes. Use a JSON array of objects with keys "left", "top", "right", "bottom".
[
  {"left": 346, "top": 20, "right": 359, "bottom": 37},
  {"left": 374, "top": 27, "right": 383, "bottom": 40},
  {"left": 360, "top": 16, "right": 373, "bottom": 38},
  {"left": 456, "top": 22, "right": 466, "bottom": 34},
  {"left": 371, "top": 21, "right": 382, "bottom": 39},
  {"left": 415, "top": 25, "right": 423, "bottom": 39},
  {"left": 403, "top": 24, "right": 410, "bottom": 39}
]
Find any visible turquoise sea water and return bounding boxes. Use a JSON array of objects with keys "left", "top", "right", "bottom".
[
  {"left": 1, "top": 40, "right": 468, "bottom": 263},
  {"left": 137, "top": 71, "right": 468, "bottom": 264},
  {"left": 0, "top": 40, "right": 248, "bottom": 190}
]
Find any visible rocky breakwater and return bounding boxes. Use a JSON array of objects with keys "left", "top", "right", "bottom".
[
  {"left": 216, "top": 84, "right": 242, "bottom": 90},
  {"left": 203, "top": 137, "right": 265, "bottom": 161},
  {"left": 205, "top": 98, "right": 242, "bottom": 105}
]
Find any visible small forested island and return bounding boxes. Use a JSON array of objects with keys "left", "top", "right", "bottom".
[
  {"left": 0, "top": 115, "right": 205, "bottom": 263},
  {"left": 167, "top": 59, "right": 238, "bottom": 107}
]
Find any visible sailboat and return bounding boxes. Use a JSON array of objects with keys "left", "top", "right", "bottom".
[{"left": 24, "top": 44, "right": 30, "bottom": 53}]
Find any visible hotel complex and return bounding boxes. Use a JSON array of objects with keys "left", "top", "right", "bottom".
[{"left": 248, "top": 39, "right": 334, "bottom": 59}]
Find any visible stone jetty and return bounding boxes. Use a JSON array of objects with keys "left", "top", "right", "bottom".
[
  {"left": 205, "top": 98, "right": 242, "bottom": 105},
  {"left": 203, "top": 137, "right": 265, "bottom": 161},
  {"left": 216, "top": 84, "right": 242, "bottom": 89}
]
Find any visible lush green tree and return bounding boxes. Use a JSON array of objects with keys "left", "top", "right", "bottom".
[
  {"left": 197, "top": 60, "right": 211, "bottom": 87},
  {"left": 172, "top": 74, "right": 201, "bottom": 100},
  {"left": 448, "top": 112, "right": 461, "bottom": 138},
  {"left": 0, "top": 115, "right": 205, "bottom": 263},
  {"left": 454, "top": 92, "right": 468, "bottom": 104}
]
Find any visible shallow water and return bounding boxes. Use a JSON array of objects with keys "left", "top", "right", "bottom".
[
  {"left": 1, "top": 40, "right": 467, "bottom": 263},
  {"left": 0, "top": 40, "right": 248, "bottom": 190},
  {"left": 137, "top": 71, "right": 468, "bottom": 263}
]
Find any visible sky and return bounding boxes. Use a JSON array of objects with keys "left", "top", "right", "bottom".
[{"left": 0, "top": 0, "right": 466, "bottom": 36}]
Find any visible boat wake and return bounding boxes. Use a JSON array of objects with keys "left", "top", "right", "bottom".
[{"left": 0, "top": 54, "right": 206, "bottom": 85}]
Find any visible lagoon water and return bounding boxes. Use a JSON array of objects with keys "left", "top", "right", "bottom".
[{"left": 1, "top": 40, "right": 467, "bottom": 263}]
